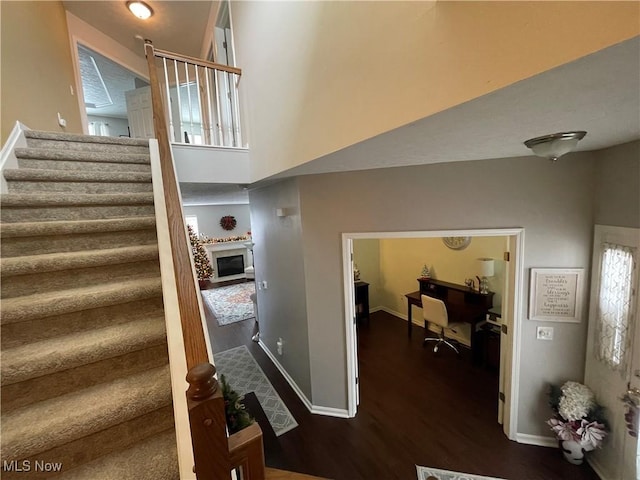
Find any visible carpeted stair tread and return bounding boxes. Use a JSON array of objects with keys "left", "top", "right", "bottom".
[
  {"left": 0, "top": 130, "right": 177, "bottom": 475},
  {"left": 1, "top": 366, "right": 172, "bottom": 461},
  {"left": 1, "top": 343, "right": 169, "bottom": 414},
  {"left": 1, "top": 297, "right": 165, "bottom": 350},
  {"left": 15, "top": 147, "right": 150, "bottom": 164},
  {"left": 1, "top": 317, "right": 167, "bottom": 386},
  {"left": 24, "top": 130, "right": 150, "bottom": 147},
  {"left": 0, "top": 277, "right": 162, "bottom": 324},
  {"left": 0, "top": 216, "right": 157, "bottom": 238},
  {"left": 3, "top": 168, "right": 152, "bottom": 184},
  {"left": 1, "top": 245, "right": 159, "bottom": 277},
  {"left": 0, "top": 192, "right": 154, "bottom": 207},
  {"left": 56, "top": 429, "right": 179, "bottom": 480}
]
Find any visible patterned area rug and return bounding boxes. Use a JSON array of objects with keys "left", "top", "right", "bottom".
[
  {"left": 202, "top": 282, "right": 255, "bottom": 326},
  {"left": 416, "top": 466, "right": 506, "bottom": 480},
  {"left": 213, "top": 345, "right": 298, "bottom": 436}
]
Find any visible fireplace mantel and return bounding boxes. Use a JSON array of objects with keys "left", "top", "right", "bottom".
[
  {"left": 204, "top": 240, "right": 249, "bottom": 252},
  {"left": 204, "top": 242, "right": 250, "bottom": 283}
]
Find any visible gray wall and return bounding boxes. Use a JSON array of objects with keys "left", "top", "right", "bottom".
[
  {"left": 182, "top": 204, "right": 251, "bottom": 239},
  {"left": 594, "top": 141, "right": 640, "bottom": 228},
  {"left": 298, "top": 152, "right": 597, "bottom": 434},
  {"left": 250, "top": 142, "right": 638, "bottom": 437},
  {"left": 248, "top": 178, "right": 312, "bottom": 399}
]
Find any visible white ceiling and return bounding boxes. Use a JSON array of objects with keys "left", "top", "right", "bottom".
[
  {"left": 63, "top": 1, "right": 214, "bottom": 58},
  {"left": 64, "top": 1, "right": 639, "bottom": 197},
  {"left": 79, "top": 45, "right": 147, "bottom": 118},
  {"left": 269, "top": 36, "right": 640, "bottom": 180},
  {"left": 180, "top": 182, "right": 249, "bottom": 206}
]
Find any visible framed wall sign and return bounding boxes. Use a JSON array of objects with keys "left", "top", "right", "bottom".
[{"left": 529, "top": 268, "right": 584, "bottom": 322}]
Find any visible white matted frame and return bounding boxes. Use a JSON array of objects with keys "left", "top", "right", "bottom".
[{"left": 528, "top": 268, "right": 584, "bottom": 322}]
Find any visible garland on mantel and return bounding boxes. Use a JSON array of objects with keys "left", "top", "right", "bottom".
[{"left": 200, "top": 234, "right": 251, "bottom": 244}]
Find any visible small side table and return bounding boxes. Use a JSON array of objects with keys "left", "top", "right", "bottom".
[{"left": 355, "top": 281, "right": 370, "bottom": 324}]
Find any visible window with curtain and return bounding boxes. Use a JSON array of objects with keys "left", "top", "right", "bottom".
[{"left": 595, "top": 242, "right": 637, "bottom": 371}]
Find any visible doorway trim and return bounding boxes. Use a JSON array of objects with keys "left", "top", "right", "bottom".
[
  {"left": 341, "top": 227, "right": 525, "bottom": 440},
  {"left": 65, "top": 12, "right": 150, "bottom": 135}
]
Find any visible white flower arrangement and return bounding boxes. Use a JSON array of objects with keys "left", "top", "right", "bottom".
[
  {"left": 547, "top": 381, "right": 608, "bottom": 451},
  {"left": 558, "top": 381, "right": 596, "bottom": 421}
]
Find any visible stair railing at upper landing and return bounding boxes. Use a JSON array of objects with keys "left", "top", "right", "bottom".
[
  {"left": 147, "top": 41, "right": 244, "bottom": 148},
  {"left": 144, "top": 41, "right": 264, "bottom": 480}
]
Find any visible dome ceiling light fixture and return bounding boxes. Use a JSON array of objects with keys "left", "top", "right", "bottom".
[
  {"left": 524, "top": 131, "right": 587, "bottom": 162},
  {"left": 127, "top": 1, "right": 153, "bottom": 20}
]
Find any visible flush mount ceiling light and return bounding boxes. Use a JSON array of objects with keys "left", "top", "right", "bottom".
[
  {"left": 127, "top": 1, "right": 153, "bottom": 20},
  {"left": 524, "top": 131, "right": 587, "bottom": 162}
]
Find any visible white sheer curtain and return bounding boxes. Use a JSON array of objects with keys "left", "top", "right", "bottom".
[
  {"left": 595, "top": 242, "right": 637, "bottom": 371},
  {"left": 88, "top": 122, "right": 110, "bottom": 137}
]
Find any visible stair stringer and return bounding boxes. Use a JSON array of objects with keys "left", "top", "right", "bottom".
[
  {"left": 0, "top": 129, "right": 181, "bottom": 478},
  {"left": 0, "top": 121, "right": 29, "bottom": 194},
  {"left": 149, "top": 139, "right": 214, "bottom": 480}
]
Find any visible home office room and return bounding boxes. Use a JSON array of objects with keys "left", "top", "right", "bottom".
[{"left": 350, "top": 232, "right": 512, "bottom": 433}]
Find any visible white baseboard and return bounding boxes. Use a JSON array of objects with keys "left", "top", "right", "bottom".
[
  {"left": 378, "top": 306, "right": 423, "bottom": 326},
  {"left": 515, "top": 433, "right": 558, "bottom": 448},
  {"left": 309, "top": 404, "right": 351, "bottom": 418},
  {"left": 0, "top": 121, "right": 28, "bottom": 194},
  {"left": 519, "top": 434, "right": 612, "bottom": 479},
  {"left": 258, "top": 340, "right": 350, "bottom": 419},
  {"left": 258, "top": 340, "right": 313, "bottom": 411},
  {"left": 587, "top": 456, "right": 610, "bottom": 480}
]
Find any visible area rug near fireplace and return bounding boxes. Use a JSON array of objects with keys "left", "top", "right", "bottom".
[
  {"left": 416, "top": 466, "right": 506, "bottom": 480},
  {"left": 202, "top": 282, "right": 255, "bottom": 326}
]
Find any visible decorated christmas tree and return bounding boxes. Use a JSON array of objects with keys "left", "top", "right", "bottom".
[{"left": 187, "top": 224, "right": 213, "bottom": 281}]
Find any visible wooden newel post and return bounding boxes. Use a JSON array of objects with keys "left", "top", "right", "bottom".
[{"left": 186, "top": 363, "right": 231, "bottom": 479}]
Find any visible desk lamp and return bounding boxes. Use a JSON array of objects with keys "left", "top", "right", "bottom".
[{"left": 477, "top": 258, "right": 494, "bottom": 295}]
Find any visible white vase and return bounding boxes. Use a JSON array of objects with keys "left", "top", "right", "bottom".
[{"left": 560, "top": 439, "right": 585, "bottom": 465}]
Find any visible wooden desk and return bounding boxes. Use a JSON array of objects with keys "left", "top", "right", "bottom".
[
  {"left": 405, "top": 279, "right": 494, "bottom": 359},
  {"left": 405, "top": 290, "right": 424, "bottom": 337},
  {"left": 354, "top": 281, "right": 370, "bottom": 324}
]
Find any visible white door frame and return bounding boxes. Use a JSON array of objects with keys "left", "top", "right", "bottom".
[
  {"left": 341, "top": 227, "right": 525, "bottom": 440},
  {"left": 585, "top": 225, "right": 640, "bottom": 480}
]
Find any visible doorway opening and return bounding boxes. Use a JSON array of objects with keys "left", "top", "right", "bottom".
[
  {"left": 75, "top": 44, "right": 149, "bottom": 138},
  {"left": 342, "top": 228, "right": 524, "bottom": 440}
]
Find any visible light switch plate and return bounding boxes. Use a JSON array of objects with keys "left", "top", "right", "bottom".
[{"left": 536, "top": 326, "right": 554, "bottom": 340}]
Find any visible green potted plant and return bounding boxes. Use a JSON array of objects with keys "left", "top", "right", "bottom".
[{"left": 220, "top": 375, "right": 254, "bottom": 434}]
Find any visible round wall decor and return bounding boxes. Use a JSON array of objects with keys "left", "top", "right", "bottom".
[
  {"left": 220, "top": 215, "right": 237, "bottom": 231},
  {"left": 442, "top": 236, "right": 471, "bottom": 250}
]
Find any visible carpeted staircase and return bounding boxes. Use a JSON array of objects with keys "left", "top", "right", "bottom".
[{"left": 1, "top": 131, "right": 179, "bottom": 479}]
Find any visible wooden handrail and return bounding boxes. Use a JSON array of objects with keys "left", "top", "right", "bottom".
[
  {"left": 229, "top": 423, "right": 266, "bottom": 480},
  {"left": 144, "top": 40, "right": 209, "bottom": 370},
  {"left": 145, "top": 39, "right": 260, "bottom": 479},
  {"left": 153, "top": 47, "right": 242, "bottom": 76}
]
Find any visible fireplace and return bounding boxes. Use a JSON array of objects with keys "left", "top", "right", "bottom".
[
  {"left": 204, "top": 242, "right": 251, "bottom": 283},
  {"left": 216, "top": 254, "right": 245, "bottom": 278}
]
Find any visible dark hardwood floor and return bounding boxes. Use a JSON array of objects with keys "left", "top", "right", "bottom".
[{"left": 204, "top": 290, "right": 600, "bottom": 480}]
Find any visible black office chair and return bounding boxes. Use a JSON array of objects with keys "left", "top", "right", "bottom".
[{"left": 421, "top": 294, "right": 470, "bottom": 354}]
